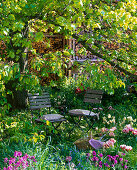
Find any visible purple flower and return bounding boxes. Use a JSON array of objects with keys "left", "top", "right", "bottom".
[
  {"left": 9, "top": 158, "right": 16, "bottom": 164},
  {"left": 115, "top": 155, "right": 119, "bottom": 158},
  {"left": 99, "top": 161, "right": 102, "bottom": 165},
  {"left": 99, "top": 153, "right": 103, "bottom": 158},
  {"left": 111, "top": 164, "right": 115, "bottom": 167},
  {"left": 92, "top": 156, "right": 98, "bottom": 161},
  {"left": 114, "top": 160, "right": 118, "bottom": 164},
  {"left": 104, "top": 163, "right": 109, "bottom": 167},
  {"left": 8, "top": 160, "right": 12, "bottom": 165},
  {"left": 3, "top": 167, "right": 7, "bottom": 170},
  {"left": 33, "top": 159, "right": 37, "bottom": 162},
  {"left": 15, "top": 161, "right": 21, "bottom": 167},
  {"left": 124, "top": 160, "right": 128, "bottom": 163},
  {"left": 124, "top": 165, "right": 128, "bottom": 169},
  {"left": 119, "top": 158, "right": 123, "bottom": 161},
  {"left": 99, "top": 165, "right": 102, "bottom": 168},
  {"left": 14, "top": 151, "right": 22, "bottom": 157},
  {"left": 108, "top": 158, "right": 111, "bottom": 162},
  {"left": 107, "top": 155, "right": 111, "bottom": 158},
  {"left": 7, "top": 165, "right": 13, "bottom": 170},
  {"left": 29, "top": 156, "right": 35, "bottom": 160},
  {"left": 86, "top": 153, "right": 90, "bottom": 157},
  {"left": 95, "top": 163, "right": 98, "bottom": 167},
  {"left": 23, "top": 153, "right": 29, "bottom": 159},
  {"left": 92, "top": 151, "right": 96, "bottom": 156},
  {"left": 4, "top": 158, "right": 8, "bottom": 163}
]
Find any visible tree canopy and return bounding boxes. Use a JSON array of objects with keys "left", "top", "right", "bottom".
[{"left": 0, "top": 0, "right": 137, "bottom": 108}]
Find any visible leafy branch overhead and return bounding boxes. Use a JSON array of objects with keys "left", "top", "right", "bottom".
[{"left": 0, "top": 0, "right": 137, "bottom": 96}]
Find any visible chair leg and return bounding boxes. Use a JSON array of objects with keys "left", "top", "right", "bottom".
[
  {"left": 52, "top": 121, "right": 62, "bottom": 130},
  {"left": 68, "top": 116, "right": 85, "bottom": 137},
  {"left": 84, "top": 116, "right": 97, "bottom": 133}
]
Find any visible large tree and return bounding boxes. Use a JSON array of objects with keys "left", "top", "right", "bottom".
[{"left": 0, "top": 0, "right": 137, "bottom": 109}]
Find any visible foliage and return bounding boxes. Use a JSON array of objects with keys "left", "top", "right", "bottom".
[
  {"left": 0, "top": 0, "right": 137, "bottom": 110},
  {"left": 0, "top": 87, "right": 137, "bottom": 169}
]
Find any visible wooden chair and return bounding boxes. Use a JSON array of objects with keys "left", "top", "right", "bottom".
[
  {"left": 28, "top": 92, "right": 66, "bottom": 130},
  {"left": 68, "top": 89, "right": 103, "bottom": 133}
]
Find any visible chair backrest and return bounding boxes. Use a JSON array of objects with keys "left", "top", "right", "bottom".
[
  {"left": 28, "top": 92, "right": 51, "bottom": 110},
  {"left": 84, "top": 89, "right": 103, "bottom": 104}
]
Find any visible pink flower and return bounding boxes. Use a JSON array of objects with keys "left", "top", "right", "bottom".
[
  {"left": 99, "top": 107, "right": 103, "bottom": 111},
  {"left": 92, "top": 156, "right": 98, "bottom": 161},
  {"left": 110, "top": 127, "right": 116, "bottom": 132},
  {"left": 95, "top": 127, "right": 98, "bottom": 131},
  {"left": 75, "top": 88, "right": 81, "bottom": 94},
  {"left": 7, "top": 165, "right": 13, "bottom": 170},
  {"left": 92, "top": 151, "right": 96, "bottom": 156},
  {"left": 124, "top": 124, "right": 134, "bottom": 132},
  {"left": 103, "top": 138, "right": 116, "bottom": 149},
  {"left": 124, "top": 165, "right": 128, "bottom": 169},
  {"left": 125, "top": 124, "right": 132, "bottom": 129},
  {"left": 125, "top": 146, "right": 132, "bottom": 151},
  {"left": 120, "top": 145, "right": 126, "bottom": 150},
  {"left": 108, "top": 106, "right": 113, "bottom": 110},
  {"left": 14, "top": 151, "right": 22, "bottom": 157},
  {"left": 101, "top": 127, "right": 108, "bottom": 133},
  {"left": 93, "top": 108, "right": 98, "bottom": 110},
  {"left": 29, "top": 156, "right": 35, "bottom": 160},
  {"left": 109, "top": 138, "right": 116, "bottom": 143},
  {"left": 122, "top": 128, "right": 129, "bottom": 133},
  {"left": 99, "top": 153, "right": 103, "bottom": 157},
  {"left": 120, "top": 145, "right": 132, "bottom": 151},
  {"left": 4, "top": 158, "right": 8, "bottom": 163},
  {"left": 132, "top": 130, "right": 137, "bottom": 135},
  {"left": 109, "top": 132, "right": 115, "bottom": 137},
  {"left": 119, "top": 158, "right": 123, "bottom": 161},
  {"left": 66, "top": 156, "right": 72, "bottom": 162}
]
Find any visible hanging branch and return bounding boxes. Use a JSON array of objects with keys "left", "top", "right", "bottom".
[{"left": 72, "top": 34, "right": 137, "bottom": 82}]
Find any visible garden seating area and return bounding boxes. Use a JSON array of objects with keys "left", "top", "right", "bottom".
[
  {"left": 0, "top": 86, "right": 137, "bottom": 169},
  {"left": 0, "top": 0, "right": 137, "bottom": 169}
]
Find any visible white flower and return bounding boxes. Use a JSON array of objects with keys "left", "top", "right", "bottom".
[
  {"left": 127, "top": 116, "right": 133, "bottom": 121},
  {"left": 123, "top": 117, "right": 126, "bottom": 121},
  {"left": 108, "top": 114, "right": 111, "bottom": 118}
]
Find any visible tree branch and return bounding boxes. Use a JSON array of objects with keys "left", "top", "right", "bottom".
[{"left": 72, "top": 34, "right": 137, "bottom": 82}]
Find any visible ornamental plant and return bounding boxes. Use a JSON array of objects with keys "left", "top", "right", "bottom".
[
  {"left": 86, "top": 151, "right": 129, "bottom": 169},
  {"left": 75, "top": 83, "right": 86, "bottom": 95},
  {"left": 3, "top": 151, "right": 37, "bottom": 170}
]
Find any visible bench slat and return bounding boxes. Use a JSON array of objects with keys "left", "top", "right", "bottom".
[
  {"left": 29, "top": 98, "right": 50, "bottom": 102},
  {"left": 30, "top": 105, "right": 51, "bottom": 110},
  {"left": 28, "top": 92, "right": 49, "bottom": 96},
  {"left": 86, "top": 89, "right": 103, "bottom": 94},
  {"left": 30, "top": 102, "right": 51, "bottom": 106},
  {"left": 84, "top": 94, "right": 102, "bottom": 99},
  {"left": 84, "top": 98, "right": 101, "bottom": 104},
  {"left": 28, "top": 95, "right": 50, "bottom": 99}
]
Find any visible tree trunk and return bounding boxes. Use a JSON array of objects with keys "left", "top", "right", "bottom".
[{"left": 5, "top": 80, "right": 27, "bottom": 110}]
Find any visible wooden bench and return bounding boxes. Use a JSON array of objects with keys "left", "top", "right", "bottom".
[
  {"left": 28, "top": 92, "right": 66, "bottom": 130},
  {"left": 68, "top": 89, "right": 103, "bottom": 133}
]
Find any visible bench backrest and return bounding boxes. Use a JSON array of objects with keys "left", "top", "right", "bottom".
[
  {"left": 84, "top": 89, "right": 103, "bottom": 104},
  {"left": 28, "top": 92, "right": 51, "bottom": 110}
]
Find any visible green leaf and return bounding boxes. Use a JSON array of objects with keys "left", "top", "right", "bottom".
[{"left": 35, "top": 32, "right": 44, "bottom": 41}]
